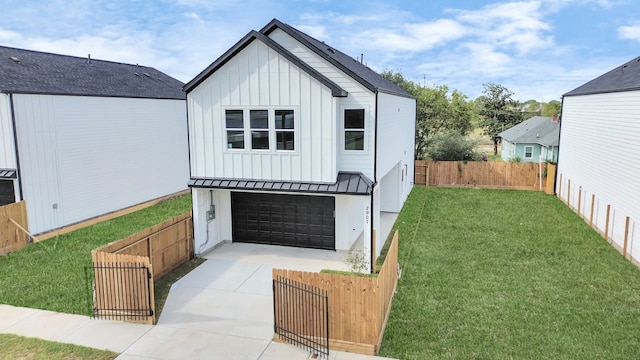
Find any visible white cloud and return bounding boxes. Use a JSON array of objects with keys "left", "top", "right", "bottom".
[
  {"left": 618, "top": 23, "right": 640, "bottom": 42},
  {"left": 344, "top": 19, "right": 466, "bottom": 55},
  {"left": 453, "top": 1, "right": 553, "bottom": 55}
]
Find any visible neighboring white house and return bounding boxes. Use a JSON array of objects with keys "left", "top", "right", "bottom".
[
  {"left": 557, "top": 55, "right": 640, "bottom": 262},
  {"left": 184, "top": 19, "right": 416, "bottom": 272},
  {"left": 499, "top": 116, "right": 559, "bottom": 162},
  {"left": 0, "top": 46, "right": 189, "bottom": 235}
]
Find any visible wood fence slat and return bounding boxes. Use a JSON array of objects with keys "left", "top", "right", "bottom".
[
  {"left": 415, "top": 161, "right": 550, "bottom": 191},
  {"left": 0, "top": 201, "right": 29, "bottom": 255},
  {"left": 272, "top": 231, "right": 399, "bottom": 356}
]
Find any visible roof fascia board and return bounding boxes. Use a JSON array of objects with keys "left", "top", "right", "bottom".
[
  {"left": 183, "top": 30, "right": 347, "bottom": 97},
  {"left": 260, "top": 19, "right": 378, "bottom": 94}
]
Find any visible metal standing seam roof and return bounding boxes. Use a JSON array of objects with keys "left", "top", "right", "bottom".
[
  {"left": 0, "top": 169, "right": 17, "bottom": 178},
  {"left": 564, "top": 56, "right": 640, "bottom": 96},
  {"left": 188, "top": 172, "right": 373, "bottom": 195},
  {"left": 0, "top": 45, "right": 185, "bottom": 99}
]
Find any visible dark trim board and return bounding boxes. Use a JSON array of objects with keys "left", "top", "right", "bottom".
[{"left": 231, "top": 192, "right": 335, "bottom": 250}]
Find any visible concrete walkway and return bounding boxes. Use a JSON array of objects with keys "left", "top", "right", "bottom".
[{"left": 0, "top": 243, "right": 398, "bottom": 360}]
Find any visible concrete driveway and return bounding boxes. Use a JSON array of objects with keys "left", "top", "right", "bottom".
[{"left": 117, "top": 243, "right": 394, "bottom": 360}]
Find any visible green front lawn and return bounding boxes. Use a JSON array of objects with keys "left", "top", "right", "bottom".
[
  {"left": 0, "top": 195, "right": 192, "bottom": 315},
  {"left": 380, "top": 187, "right": 640, "bottom": 359},
  {"left": 0, "top": 334, "right": 117, "bottom": 360}
]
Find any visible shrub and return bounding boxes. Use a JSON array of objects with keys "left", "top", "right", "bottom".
[
  {"left": 509, "top": 156, "right": 522, "bottom": 162},
  {"left": 425, "top": 130, "right": 479, "bottom": 161}
]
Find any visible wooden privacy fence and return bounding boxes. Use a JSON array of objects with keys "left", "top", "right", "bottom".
[
  {"left": 272, "top": 230, "right": 399, "bottom": 356},
  {"left": 0, "top": 201, "right": 31, "bottom": 255},
  {"left": 90, "top": 211, "right": 193, "bottom": 324},
  {"left": 415, "top": 160, "right": 555, "bottom": 193}
]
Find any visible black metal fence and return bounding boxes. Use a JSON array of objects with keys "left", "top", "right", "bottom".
[
  {"left": 273, "top": 275, "right": 329, "bottom": 358},
  {"left": 85, "top": 262, "right": 154, "bottom": 322}
]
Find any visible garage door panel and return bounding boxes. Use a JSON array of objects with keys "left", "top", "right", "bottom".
[{"left": 231, "top": 192, "right": 335, "bottom": 250}]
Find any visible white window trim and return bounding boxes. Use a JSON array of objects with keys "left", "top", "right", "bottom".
[
  {"left": 222, "top": 107, "right": 299, "bottom": 154},
  {"left": 523, "top": 145, "right": 534, "bottom": 159},
  {"left": 340, "top": 106, "right": 370, "bottom": 154}
]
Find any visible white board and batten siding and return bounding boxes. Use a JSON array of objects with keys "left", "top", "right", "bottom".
[
  {"left": 558, "top": 91, "right": 640, "bottom": 261},
  {"left": 0, "top": 94, "right": 17, "bottom": 169},
  {"left": 268, "top": 28, "right": 377, "bottom": 179},
  {"left": 12, "top": 94, "right": 189, "bottom": 234},
  {"left": 188, "top": 40, "right": 337, "bottom": 183}
]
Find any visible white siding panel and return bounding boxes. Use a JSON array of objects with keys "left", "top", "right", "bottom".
[
  {"left": 0, "top": 94, "right": 17, "bottom": 169},
  {"left": 14, "top": 94, "right": 188, "bottom": 234},
  {"left": 187, "top": 40, "right": 337, "bottom": 183},
  {"left": 12, "top": 94, "right": 62, "bottom": 232},
  {"left": 557, "top": 92, "right": 640, "bottom": 261}
]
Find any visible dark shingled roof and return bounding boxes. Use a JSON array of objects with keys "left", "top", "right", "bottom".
[
  {"left": 564, "top": 56, "right": 640, "bottom": 96},
  {"left": 0, "top": 169, "right": 17, "bottom": 179},
  {"left": 498, "top": 116, "right": 559, "bottom": 147},
  {"left": 261, "top": 19, "right": 412, "bottom": 98},
  {"left": 188, "top": 172, "right": 373, "bottom": 195},
  {"left": 0, "top": 45, "right": 185, "bottom": 99},
  {"left": 183, "top": 31, "right": 347, "bottom": 96},
  {"left": 184, "top": 19, "right": 413, "bottom": 99}
]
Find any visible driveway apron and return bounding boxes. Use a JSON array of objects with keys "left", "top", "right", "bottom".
[{"left": 116, "top": 242, "right": 362, "bottom": 360}]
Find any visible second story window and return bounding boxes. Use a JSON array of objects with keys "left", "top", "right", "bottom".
[
  {"left": 225, "top": 110, "right": 244, "bottom": 149},
  {"left": 250, "top": 110, "right": 269, "bottom": 150},
  {"left": 344, "top": 109, "right": 365, "bottom": 151},
  {"left": 224, "top": 108, "right": 296, "bottom": 152},
  {"left": 275, "top": 110, "right": 295, "bottom": 150}
]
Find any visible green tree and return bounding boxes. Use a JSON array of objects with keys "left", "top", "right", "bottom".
[
  {"left": 476, "top": 83, "right": 524, "bottom": 155},
  {"left": 381, "top": 70, "right": 476, "bottom": 159},
  {"left": 542, "top": 100, "right": 562, "bottom": 117},
  {"left": 426, "top": 130, "right": 478, "bottom": 161}
]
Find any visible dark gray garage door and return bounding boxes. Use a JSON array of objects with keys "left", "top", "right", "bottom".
[
  {"left": 0, "top": 180, "right": 15, "bottom": 206},
  {"left": 231, "top": 192, "right": 335, "bottom": 250}
]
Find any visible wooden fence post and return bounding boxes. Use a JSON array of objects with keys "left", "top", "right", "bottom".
[
  {"left": 623, "top": 216, "right": 630, "bottom": 259},
  {"left": 567, "top": 179, "right": 571, "bottom": 206},
  {"left": 577, "top": 187, "right": 582, "bottom": 218},
  {"left": 558, "top": 174, "right": 563, "bottom": 199},
  {"left": 605, "top": 205, "right": 611, "bottom": 243},
  {"left": 589, "top": 194, "right": 595, "bottom": 228}
]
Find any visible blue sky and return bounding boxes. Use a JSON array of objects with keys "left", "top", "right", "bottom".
[{"left": 1, "top": 0, "right": 639, "bottom": 101}]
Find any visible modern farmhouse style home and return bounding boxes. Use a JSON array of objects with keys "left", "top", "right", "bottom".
[{"left": 184, "top": 19, "right": 416, "bottom": 272}]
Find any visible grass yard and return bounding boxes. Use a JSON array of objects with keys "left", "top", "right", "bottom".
[
  {"left": 0, "top": 195, "right": 192, "bottom": 315},
  {"left": 380, "top": 187, "right": 640, "bottom": 359},
  {"left": 0, "top": 333, "right": 117, "bottom": 360}
]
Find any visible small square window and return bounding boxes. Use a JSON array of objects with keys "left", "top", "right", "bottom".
[{"left": 250, "top": 110, "right": 268, "bottom": 129}]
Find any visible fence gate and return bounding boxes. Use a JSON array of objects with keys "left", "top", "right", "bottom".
[
  {"left": 273, "top": 275, "right": 329, "bottom": 358},
  {"left": 85, "top": 260, "right": 155, "bottom": 324}
]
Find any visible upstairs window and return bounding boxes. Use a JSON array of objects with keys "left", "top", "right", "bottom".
[
  {"left": 224, "top": 108, "right": 296, "bottom": 152},
  {"left": 225, "top": 110, "right": 244, "bottom": 149},
  {"left": 344, "top": 109, "right": 365, "bottom": 151},
  {"left": 250, "top": 110, "right": 269, "bottom": 150},
  {"left": 275, "top": 110, "right": 295, "bottom": 150}
]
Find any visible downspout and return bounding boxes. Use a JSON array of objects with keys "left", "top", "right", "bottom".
[
  {"left": 370, "top": 92, "right": 379, "bottom": 274},
  {"left": 8, "top": 93, "right": 24, "bottom": 200},
  {"left": 553, "top": 97, "right": 565, "bottom": 195}
]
